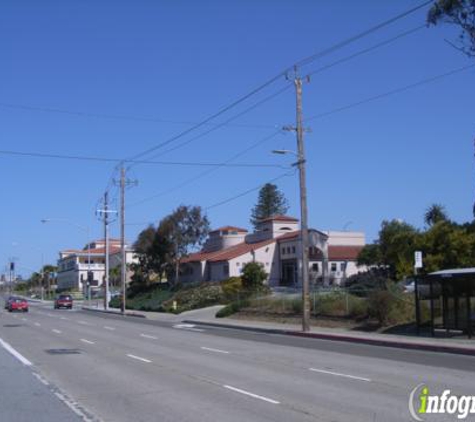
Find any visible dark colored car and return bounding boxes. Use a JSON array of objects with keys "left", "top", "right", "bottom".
[
  {"left": 54, "top": 294, "right": 73, "bottom": 309},
  {"left": 4, "top": 296, "right": 15, "bottom": 310},
  {"left": 7, "top": 297, "right": 29, "bottom": 312}
]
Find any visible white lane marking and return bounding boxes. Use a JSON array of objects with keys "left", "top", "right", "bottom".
[
  {"left": 21, "top": 318, "right": 28, "bottom": 322},
  {"left": 173, "top": 324, "right": 204, "bottom": 332},
  {"left": 309, "top": 368, "right": 372, "bottom": 382},
  {"left": 140, "top": 334, "right": 158, "bottom": 340},
  {"left": 46, "top": 313, "right": 55, "bottom": 317},
  {"left": 60, "top": 317, "right": 69, "bottom": 320},
  {"left": 34, "top": 322, "right": 41, "bottom": 327},
  {"left": 127, "top": 354, "right": 152, "bottom": 363},
  {"left": 0, "top": 337, "right": 32, "bottom": 366},
  {"left": 54, "top": 392, "right": 94, "bottom": 422},
  {"left": 80, "top": 339, "right": 95, "bottom": 345},
  {"left": 52, "top": 329, "right": 62, "bottom": 334},
  {"left": 201, "top": 346, "right": 230, "bottom": 354},
  {"left": 104, "top": 326, "right": 115, "bottom": 331},
  {"left": 78, "top": 320, "right": 90, "bottom": 325},
  {"left": 32, "top": 372, "right": 49, "bottom": 386},
  {"left": 223, "top": 385, "right": 280, "bottom": 404}
]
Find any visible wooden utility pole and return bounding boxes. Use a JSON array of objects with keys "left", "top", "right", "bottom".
[
  {"left": 294, "top": 72, "right": 311, "bottom": 333},
  {"left": 120, "top": 166, "right": 126, "bottom": 315}
]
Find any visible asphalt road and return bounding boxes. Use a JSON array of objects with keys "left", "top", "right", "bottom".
[{"left": 1, "top": 300, "right": 473, "bottom": 422}]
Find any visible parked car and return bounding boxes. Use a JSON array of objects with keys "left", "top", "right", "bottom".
[
  {"left": 7, "top": 297, "right": 29, "bottom": 312},
  {"left": 54, "top": 294, "right": 73, "bottom": 309}
]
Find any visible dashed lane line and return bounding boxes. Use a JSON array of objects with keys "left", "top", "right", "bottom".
[
  {"left": 223, "top": 385, "right": 280, "bottom": 404},
  {"left": 309, "top": 368, "right": 372, "bottom": 382}
]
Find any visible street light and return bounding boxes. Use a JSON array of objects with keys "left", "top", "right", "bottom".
[{"left": 41, "top": 218, "right": 92, "bottom": 302}]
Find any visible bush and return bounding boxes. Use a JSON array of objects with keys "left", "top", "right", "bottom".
[
  {"left": 221, "top": 277, "right": 243, "bottom": 301},
  {"left": 216, "top": 299, "right": 251, "bottom": 318},
  {"left": 367, "top": 289, "right": 414, "bottom": 326},
  {"left": 346, "top": 268, "right": 390, "bottom": 297},
  {"left": 241, "top": 262, "right": 268, "bottom": 292}
]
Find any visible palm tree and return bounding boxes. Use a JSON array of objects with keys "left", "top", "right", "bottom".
[{"left": 424, "top": 204, "right": 448, "bottom": 227}]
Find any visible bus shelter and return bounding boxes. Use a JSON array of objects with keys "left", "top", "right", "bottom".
[{"left": 415, "top": 268, "right": 475, "bottom": 339}]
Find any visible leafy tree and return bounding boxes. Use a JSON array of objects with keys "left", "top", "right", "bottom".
[
  {"left": 241, "top": 262, "right": 268, "bottom": 291},
  {"left": 427, "top": 0, "right": 475, "bottom": 57},
  {"left": 424, "top": 203, "right": 448, "bottom": 227},
  {"left": 250, "top": 183, "right": 289, "bottom": 228},
  {"left": 357, "top": 243, "right": 383, "bottom": 267}
]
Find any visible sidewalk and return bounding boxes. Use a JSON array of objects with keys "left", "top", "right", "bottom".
[{"left": 82, "top": 304, "right": 475, "bottom": 356}]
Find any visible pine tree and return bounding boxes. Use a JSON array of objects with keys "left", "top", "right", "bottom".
[{"left": 250, "top": 183, "right": 289, "bottom": 228}]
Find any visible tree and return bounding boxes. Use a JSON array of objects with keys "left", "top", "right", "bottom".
[
  {"left": 157, "top": 205, "right": 210, "bottom": 284},
  {"left": 424, "top": 203, "right": 448, "bottom": 227},
  {"left": 241, "top": 262, "right": 268, "bottom": 291},
  {"left": 428, "top": 0, "right": 475, "bottom": 57},
  {"left": 250, "top": 183, "right": 289, "bottom": 228}
]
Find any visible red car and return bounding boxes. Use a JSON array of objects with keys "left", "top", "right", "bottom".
[
  {"left": 54, "top": 294, "right": 73, "bottom": 309},
  {"left": 7, "top": 297, "right": 29, "bottom": 312}
]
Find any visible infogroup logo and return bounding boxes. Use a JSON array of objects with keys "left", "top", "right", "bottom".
[{"left": 409, "top": 384, "right": 475, "bottom": 420}]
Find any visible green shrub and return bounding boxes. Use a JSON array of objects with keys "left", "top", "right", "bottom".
[
  {"left": 367, "top": 290, "right": 414, "bottom": 326},
  {"left": 216, "top": 299, "right": 250, "bottom": 318},
  {"left": 241, "top": 262, "right": 267, "bottom": 292},
  {"left": 221, "top": 277, "right": 243, "bottom": 301}
]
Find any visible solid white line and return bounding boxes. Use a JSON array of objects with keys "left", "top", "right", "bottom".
[
  {"left": 104, "top": 326, "right": 115, "bottom": 331},
  {"left": 223, "top": 385, "right": 280, "bottom": 404},
  {"left": 127, "top": 354, "right": 152, "bottom": 363},
  {"left": 201, "top": 346, "right": 230, "bottom": 354},
  {"left": 54, "top": 392, "right": 94, "bottom": 422},
  {"left": 80, "top": 339, "right": 95, "bottom": 345},
  {"left": 32, "top": 372, "right": 49, "bottom": 386},
  {"left": 140, "top": 334, "right": 158, "bottom": 340},
  {"left": 309, "top": 368, "right": 371, "bottom": 382},
  {"left": 52, "top": 329, "right": 62, "bottom": 334},
  {"left": 0, "top": 337, "right": 32, "bottom": 366}
]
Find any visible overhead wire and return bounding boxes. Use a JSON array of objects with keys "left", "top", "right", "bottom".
[{"left": 122, "top": 0, "right": 432, "bottom": 165}]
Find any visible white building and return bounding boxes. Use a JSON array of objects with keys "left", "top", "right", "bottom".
[
  {"left": 180, "top": 216, "right": 367, "bottom": 287},
  {"left": 56, "top": 239, "right": 137, "bottom": 292}
]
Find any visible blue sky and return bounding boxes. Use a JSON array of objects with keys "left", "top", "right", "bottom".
[{"left": 1, "top": 1, "right": 474, "bottom": 277}]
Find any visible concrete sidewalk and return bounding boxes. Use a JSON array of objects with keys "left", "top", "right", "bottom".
[{"left": 82, "top": 303, "right": 475, "bottom": 356}]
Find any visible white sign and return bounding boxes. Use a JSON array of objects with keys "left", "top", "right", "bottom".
[{"left": 414, "top": 251, "right": 423, "bottom": 269}]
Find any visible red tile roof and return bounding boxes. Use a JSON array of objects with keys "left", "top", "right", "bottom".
[
  {"left": 259, "top": 215, "right": 299, "bottom": 223},
  {"left": 210, "top": 226, "right": 248, "bottom": 234},
  {"left": 328, "top": 246, "right": 363, "bottom": 260}
]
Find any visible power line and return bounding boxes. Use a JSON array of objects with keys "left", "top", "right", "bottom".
[
  {"left": 305, "top": 63, "right": 475, "bottom": 122},
  {"left": 295, "top": 0, "right": 432, "bottom": 69},
  {"left": 123, "top": 1, "right": 431, "bottom": 165},
  {"left": 0, "top": 102, "right": 277, "bottom": 131},
  {"left": 204, "top": 170, "right": 296, "bottom": 212},
  {"left": 128, "top": 130, "right": 283, "bottom": 208},
  {"left": 126, "top": 85, "right": 291, "bottom": 168},
  {"left": 0, "top": 149, "right": 286, "bottom": 168},
  {"left": 306, "top": 25, "right": 425, "bottom": 78}
]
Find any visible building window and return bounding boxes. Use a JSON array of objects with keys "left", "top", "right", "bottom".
[
  {"left": 292, "top": 246, "right": 296, "bottom": 254},
  {"left": 340, "top": 262, "right": 346, "bottom": 272},
  {"left": 282, "top": 248, "right": 286, "bottom": 255},
  {"left": 236, "top": 262, "right": 240, "bottom": 266},
  {"left": 223, "top": 264, "right": 229, "bottom": 277},
  {"left": 331, "top": 263, "right": 337, "bottom": 272},
  {"left": 312, "top": 263, "right": 319, "bottom": 272}
]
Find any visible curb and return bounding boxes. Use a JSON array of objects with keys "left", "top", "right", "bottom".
[
  {"left": 81, "top": 307, "right": 146, "bottom": 318},
  {"left": 183, "top": 320, "right": 475, "bottom": 357}
]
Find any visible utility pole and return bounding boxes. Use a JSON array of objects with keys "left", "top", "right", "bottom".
[
  {"left": 120, "top": 166, "right": 126, "bottom": 315},
  {"left": 295, "top": 72, "right": 311, "bottom": 333},
  {"left": 283, "top": 68, "right": 311, "bottom": 332},
  {"left": 115, "top": 165, "right": 137, "bottom": 315}
]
